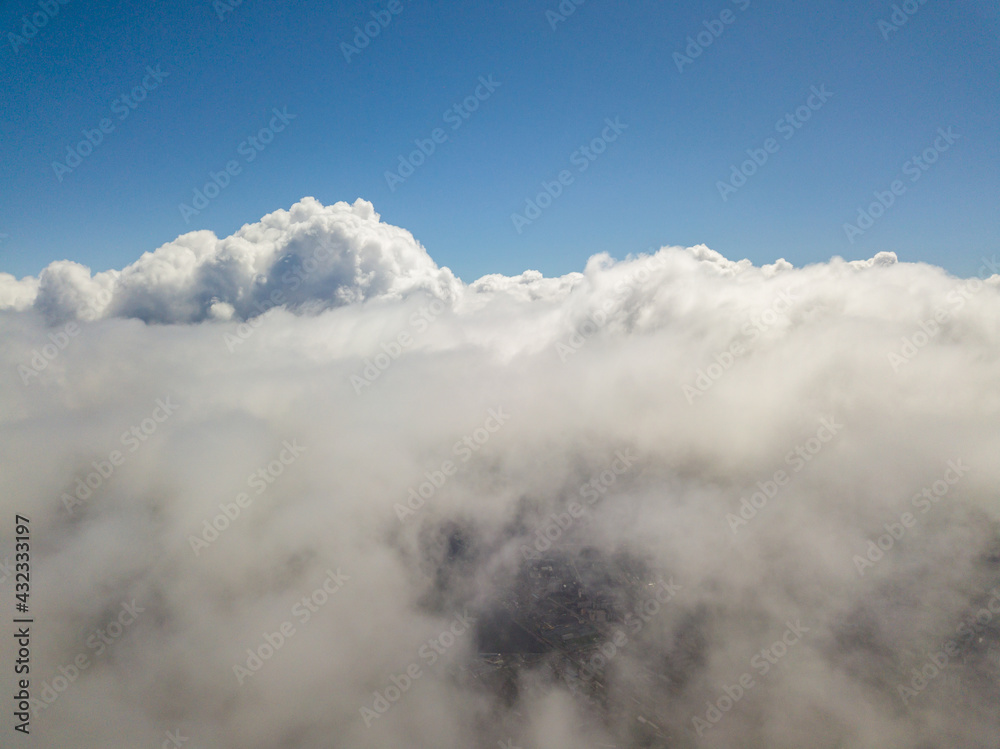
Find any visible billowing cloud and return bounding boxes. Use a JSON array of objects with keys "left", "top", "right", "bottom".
[
  {"left": 1, "top": 197, "right": 461, "bottom": 325},
  {"left": 2, "top": 199, "right": 999, "bottom": 748}
]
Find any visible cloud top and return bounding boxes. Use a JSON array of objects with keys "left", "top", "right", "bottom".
[{"left": 1, "top": 197, "right": 461, "bottom": 324}]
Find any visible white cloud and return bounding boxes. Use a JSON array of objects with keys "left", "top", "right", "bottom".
[
  {"left": 2, "top": 197, "right": 461, "bottom": 325},
  {"left": 2, "top": 199, "right": 999, "bottom": 748}
]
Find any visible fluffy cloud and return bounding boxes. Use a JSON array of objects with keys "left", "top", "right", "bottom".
[
  {"left": 2, "top": 199, "right": 999, "bottom": 748},
  {"left": 1, "top": 197, "right": 461, "bottom": 325}
]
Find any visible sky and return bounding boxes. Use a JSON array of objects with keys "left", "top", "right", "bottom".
[{"left": 1, "top": 0, "right": 997, "bottom": 283}]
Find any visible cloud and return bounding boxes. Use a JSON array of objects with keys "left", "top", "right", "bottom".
[
  {"left": 1, "top": 197, "right": 461, "bottom": 325},
  {"left": 2, "top": 199, "right": 999, "bottom": 748}
]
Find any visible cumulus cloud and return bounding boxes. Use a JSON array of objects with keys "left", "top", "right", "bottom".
[
  {"left": 2, "top": 199, "right": 1000, "bottom": 748},
  {"left": 1, "top": 197, "right": 461, "bottom": 325}
]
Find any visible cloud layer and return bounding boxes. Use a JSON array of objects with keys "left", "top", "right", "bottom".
[{"left": 2, "top": 199, "right": 1000, "bottom": 748}]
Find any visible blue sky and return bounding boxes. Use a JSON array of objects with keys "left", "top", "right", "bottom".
[{"left": 1, "top": 0, "right": 997, "bottom": 282}]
